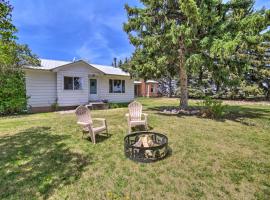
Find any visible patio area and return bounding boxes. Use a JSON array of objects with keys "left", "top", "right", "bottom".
[{"left": 0, "top": 98, "right": 269, "bottom": 199}]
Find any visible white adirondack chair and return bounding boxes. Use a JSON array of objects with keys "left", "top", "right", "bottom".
[
  {"left": 126, "top": 101, "right": 148, "bottom": 134},
  {"left": 75, "top": 105, "right": 108, "bottom": 144}
]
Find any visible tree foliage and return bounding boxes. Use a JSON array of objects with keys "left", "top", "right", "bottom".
[
  {"left": 0, "top": 0, "right": 39, "bottom": 115},
  {"left": 124, "top": 0, "right": 270, "bottom": 108}
]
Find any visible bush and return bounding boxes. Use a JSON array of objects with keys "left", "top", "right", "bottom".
[
  {"left": 188, "top": 87, "right": 205, "bottom": 98},
  {"left": 109, "top": 102, "right": 129, "bottom": 109},
  {"left": 51, "top": 100, "right": 59, "bottom": 111},
  {"left": 241, "top": 85, "right": 263, "bottom": 98},
  {"left": 0, "top": 71, "right": 28, "bottom": 115},
  {"left": 199, "top": 96, "right": 227, "bottom": 119}
]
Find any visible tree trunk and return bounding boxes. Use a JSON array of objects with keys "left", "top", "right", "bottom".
[
  {"left": 216, "top": 82, "right": 220, "bottom": 93},
  {"left": 168, "top": 76, "right": 172, "bottom": 98},
  {"left": 266, "top": 90, "right": 270, "bottom": 100},
  {"left": 178, "top": 38, "right": 188, "bottom": 109},
  {"left": 199, "top": 66, "right": 203, "bottom": 84}
]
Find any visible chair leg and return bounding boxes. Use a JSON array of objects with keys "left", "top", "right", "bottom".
[
  {"left": 105, "top": 121, "right": 109, "bottom": 136},
  {"left": 145, "top": 123, "right": 148, "bottom": 131},
  {"left": 92, "top": 134, "right": 96, "bottom": 144},
  {"left": 89, "top": 131, "right": 96, "bottom": 144}
]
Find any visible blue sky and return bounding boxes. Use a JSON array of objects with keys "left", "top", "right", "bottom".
[{"left": 11, "top": 0, "right": 270, "bottom": 65}]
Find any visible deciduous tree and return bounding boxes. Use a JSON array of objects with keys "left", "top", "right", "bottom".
[{"left": 0, "top": 0, "right": 39, "bottom": 114}]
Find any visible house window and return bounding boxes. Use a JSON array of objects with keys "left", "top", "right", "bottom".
[
  {"left": 109, "top": 79, "right": 125, "bottom": 93},
  {"left": 64, "top": 76, "right": 82, "bottom": 90}
]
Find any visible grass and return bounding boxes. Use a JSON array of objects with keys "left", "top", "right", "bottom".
[{"left": 0, "top": 98, "right": 269, "bottom": 200}]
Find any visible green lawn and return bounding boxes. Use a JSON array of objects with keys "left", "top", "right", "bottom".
[{"left": 0, "top": 98, "right": 269, "bottom": 200}]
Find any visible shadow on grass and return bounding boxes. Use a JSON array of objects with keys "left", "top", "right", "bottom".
[
  {"left": 0, "top": 126, "right": 91, "bottom": 199},
  {"left": 147, "top": 105, "right": 270, "bottom": 126},
  {"left": 85, "top": 133, "right": 112, "bottom": 143},
  {"left": 131, "top": 125, "right": 154, "bottom": 132},
  {"left": 223, "top": 105, "right": 270, "bottom": 125}
]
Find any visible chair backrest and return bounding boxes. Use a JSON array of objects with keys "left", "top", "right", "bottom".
[
  {"left": 75, "top": 105, "right": 92, "bottom": 124},
  {"left": 128, "top": 101, "right": 142, "bottom": 121}
]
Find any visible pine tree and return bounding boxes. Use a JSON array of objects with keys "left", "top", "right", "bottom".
[
  {"left": 124, "top": 0, "right": 270, "bottom": 109},
  {"left": 113, "top": 57, "right": 117, "bottom": 67},
  {"left": 118, "top": 59, "right": 123, "bottom": 67},
  {"left": 124, "top": 57, "right": 129, "bottom": 64}
]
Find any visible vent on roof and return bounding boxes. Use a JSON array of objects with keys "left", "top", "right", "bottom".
[{"left": 72, "top": 57, "right": 76, "bottom": 62}]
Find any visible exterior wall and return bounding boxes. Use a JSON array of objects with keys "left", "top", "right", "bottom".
[
  {"left": 25, "top": 63, "right": 134, "bottom": 111},
  {"left": 135, "top": 80, "right": 159, "bottom": 97},
  {"left": 56, "top": 63, "right": 134, "bottom": 105},
  {"left": 141, "top": 82, "right": 146, "bottom": 96},
  {"left": 25, "top": 69, "right": 57, "bottom": 108},
  {"left": 56, "top": 63, "right": 98, "bottom": 106},
  {"left": 148, "top": 83, "right": 158, "bottom": 97},
  {"left": 98, "top": 75, "right": 134, "bottom": 102}
]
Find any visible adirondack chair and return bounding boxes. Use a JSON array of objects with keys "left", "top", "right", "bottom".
[
  {"left": 75, "top": 105, "right": 108, "bottom": 144},
  {"left": 126, "top": 101, "right": 148, "bottom": 134}
]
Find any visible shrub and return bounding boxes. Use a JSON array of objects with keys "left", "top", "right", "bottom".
[
  {"left": 199, "top": 96, "right": 227, "bottom": 119},
  {"left": 109, "top": 102, "right": 129, "bottom": 109},
  {"left": 0, "top": 71, "right": 28, "bottom": 115},
  {"left": 188, "top": 87, "right": 205, "bottom": 98},
  {"left": 51, "top": 99, "right": 59, "bottom": 111},
  {"left": 241, "top": 85, "right": 263, "bottom": 98}
]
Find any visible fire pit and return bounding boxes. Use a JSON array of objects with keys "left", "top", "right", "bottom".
[{"left": 124, "top": 131, "right": 168, "bottom": 163}]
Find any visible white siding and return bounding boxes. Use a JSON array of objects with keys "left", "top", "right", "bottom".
[
  {"left": 25, "top": 63, "right": 134, "bottom": 108},
  {"left": 97, "top": 75, "right": 134, "bottom": 103},
  {"left": 25, "top": 70, "right": 57, "bottom": 107},
  {"left": 56, "top": 63, "right": 102, "bottom": 106}
]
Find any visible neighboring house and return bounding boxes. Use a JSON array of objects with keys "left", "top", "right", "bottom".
[
  {"left": 24, "top": 59, "right": 134, "bottom": 113},
  {"left": 134, "top": 79, "right": 159, "bottom": 97}
]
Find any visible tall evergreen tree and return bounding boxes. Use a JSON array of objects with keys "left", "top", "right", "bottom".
[
  {"left": 113, "top": 57, "right": 117, "bottom": 67},
  {"left": 118, "top": 59, "right": 123, "bottom": 67},
  {"left": 124, "top": 0, "right": 270, "bottom": 108}
]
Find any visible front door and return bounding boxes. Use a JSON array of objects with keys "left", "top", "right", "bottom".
[{"left": 89, "top": 79, "right": 98, "bottom": 101}]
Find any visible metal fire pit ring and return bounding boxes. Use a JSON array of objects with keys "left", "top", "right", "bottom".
[{"left": 124, "top": 131, "right": 169, "bottom": 163}]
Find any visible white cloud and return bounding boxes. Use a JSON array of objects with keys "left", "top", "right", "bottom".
[
  {"left": 76, "top": 32, "right": 111, "bottom": 63},
  {"left": 11, "top": 0, "right": 135, "bottom": 64},
  {"left": 76, "top": 32, "right": 133, "bottom": 64}
]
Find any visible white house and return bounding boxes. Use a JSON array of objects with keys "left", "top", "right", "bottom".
[{"left": 24, "top": 59, "right": 134, "bottom": 112}]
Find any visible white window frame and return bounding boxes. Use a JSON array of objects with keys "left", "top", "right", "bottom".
[
  {"left": 63, "top": 76, "right": 83, "bottom": 90},
  {"left": 109, "top": 79, "right": 125, "bottom": 93}
]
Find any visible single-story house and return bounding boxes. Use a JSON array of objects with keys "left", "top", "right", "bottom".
[
  {"left": 24, "top": 59, "right": 134, "bottom": 112},
  {"left": 134, "top": 79, "right": 159, "bottom": 97}
]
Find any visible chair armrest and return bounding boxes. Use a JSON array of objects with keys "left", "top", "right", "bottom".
[
  {"left": 77, "top": 122, "right": 90, "bottom": 126},
  {"left": 142, "top": 113, "right": 148, "bottom": 120},
  {"left": 93, "top": 118, "right": 106, "bottom": 126},
  {"left": 125, "top": 113, "right": 131, "bottom": 120}
]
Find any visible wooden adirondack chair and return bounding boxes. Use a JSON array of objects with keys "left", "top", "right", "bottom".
[
  {"left": 126, "top": 101, "right": 148, "bottom": 134},
  {"left": 75, "top": 105, "right": 108, "bottom": 144}
]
